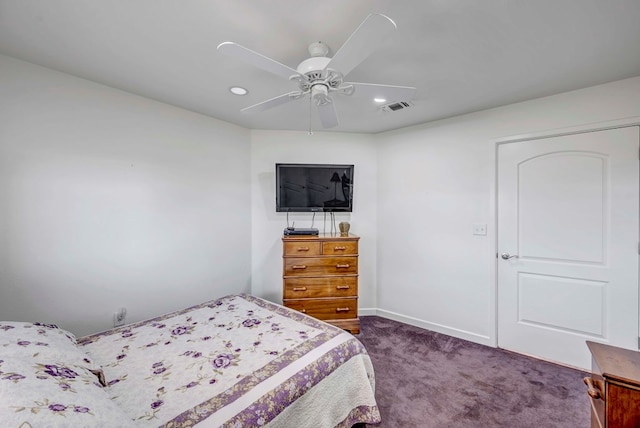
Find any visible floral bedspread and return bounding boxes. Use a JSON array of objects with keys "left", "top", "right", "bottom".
[{"left": 78, "top": 294, "right": 381, "bottom": 427}]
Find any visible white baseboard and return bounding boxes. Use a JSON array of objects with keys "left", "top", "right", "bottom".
[{"left": 359, "top": 307, "right": 494, "bottom": 347}]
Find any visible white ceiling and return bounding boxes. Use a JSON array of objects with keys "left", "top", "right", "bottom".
[{"left": 1, "top": 0, "right": 640, "bottom": 134}]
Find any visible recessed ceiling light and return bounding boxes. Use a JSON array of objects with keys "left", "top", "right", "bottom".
[
  {"left": 374, "top": 97, "right": 386, "bottom": 103},
  {"left": 229, "top": 86, "right": 248, "bottom": 95}
]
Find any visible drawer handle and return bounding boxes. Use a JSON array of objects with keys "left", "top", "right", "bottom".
[
  {"left": 336, "top": 264, "right": 350, "bottom": 268},
  {"left": 300, "top": 309, "right": 306, "bottom": 313},
  {"left": 583, "top": 377, "right": 603, "bottom": 400},
  {"left": 334, "top": 246, "right": 347, "bottom": 250},
  {"left": 292, "top": 265, "right": 307, "bottom": 270},
  {"left": 292, "top": 287, "right": 307, "bottom": 291},
  {"left": 296, "top": 247, "right": 310, "bottom": 252},
  {"left": 336, "top": 307, "right": 350, "bottom": 312},
  {"left": 336, "top": 285, "right": 350, "bottom": 290}
]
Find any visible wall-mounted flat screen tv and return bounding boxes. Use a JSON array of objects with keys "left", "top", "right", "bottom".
[{"left": 276, "top": 163, "right": 354, "bottom": 212}]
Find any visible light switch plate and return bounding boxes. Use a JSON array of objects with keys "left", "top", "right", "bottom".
[{"left": 473, "top": 223, "right": 487, "bottom": 236}]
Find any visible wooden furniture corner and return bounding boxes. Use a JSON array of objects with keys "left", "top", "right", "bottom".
[{"left": 585, "top": 340, "right": 640, "bottom": 428}]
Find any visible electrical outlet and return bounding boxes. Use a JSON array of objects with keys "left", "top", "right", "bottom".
[
  {"left": 473, "top": 223, "right": 487, "bottom": 236},
  {"left": 113, "top": 308, "right": 127, "bottom": 327}
]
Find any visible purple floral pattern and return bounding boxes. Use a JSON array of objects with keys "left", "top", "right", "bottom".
[
  {"left": 3, "top": 372, "right": 26, "bottom": 382},
  {"left": 78, "top": 294, "right": 380, "bottom": 427},
  {"left": 242, "top": 318, "right": 261, "bottom": 328},
  {"left": 0, "top": 358, "right": 136, "bottom": 426},
  {"left": 0, "top": 321, "right": 97, "bottom": 371},
  {"left": 43, "top": 364, "right": 79, "bottom": 379},
  {"left": 212, "top": 353, "right": 235, "bottom": 369}
]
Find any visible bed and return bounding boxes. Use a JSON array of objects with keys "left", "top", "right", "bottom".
[{"left": 0, "top": 294, "right": 380, "bottom": 427}]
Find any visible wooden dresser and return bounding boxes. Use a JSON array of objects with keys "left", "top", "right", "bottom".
[
  {"left": 585, "top": 341, "right": 640, "bottom": 428},
  {"left": 282, "top": 233, "right": 360, "bottom": 334}
]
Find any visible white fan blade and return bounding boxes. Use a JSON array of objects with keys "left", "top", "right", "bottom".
[
  {"left": 324, "top": 14, "right": 396, "bottom": 78},
  {"left": 317, "top": 101, "right": 339, "bottom": 128},
  {"left": 241, "top": 91, "right": 304, "bottom": 114},
  {"left": 218, "top": 42, "right": 301, "bottom": 79},
  {"left": 346, "top": 82, "right": 416, "bottom": 103}
]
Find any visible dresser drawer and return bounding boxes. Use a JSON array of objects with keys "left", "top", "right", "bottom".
[
  {"left": 283, "top": 241, "right": 321, "bottom": 256},
  {"left": 284, "top": 298, "right": 358, "bottom": 320},
  {"left": 322, "top": 240, "right": 358, "bottom": 256},
  {"left": 284, "top": 256, "right": 358, "bottom": 276},
  {"left": 283, "top": 277, "right": 358, "bottom": 299}
]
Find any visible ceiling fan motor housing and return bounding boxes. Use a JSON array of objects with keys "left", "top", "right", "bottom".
[
  {"left": 296, "top": 56, "right": 331, "bottom": 77},
  {"left": 295, "top": 56, "right": 344, "bottom": 93}
]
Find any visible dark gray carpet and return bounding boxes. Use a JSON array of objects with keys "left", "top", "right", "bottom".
[{"left": 357, "top": 316, "right": 590, "bottom": 427}]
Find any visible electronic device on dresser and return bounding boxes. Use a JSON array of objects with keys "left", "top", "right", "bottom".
[
  {"left": 283, "top": 227, "right": 319, "bottom": 236},
  {"left": 282, "top": 233, "right": 360, "bottom": 334}
]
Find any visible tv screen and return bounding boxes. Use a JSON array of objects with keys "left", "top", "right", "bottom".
[{"left": 276, "top": 163, "right": 354, "bottom": 212}]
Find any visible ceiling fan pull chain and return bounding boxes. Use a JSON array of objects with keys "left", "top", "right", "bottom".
[{"left": 308, "top": 94, "right": 313, "bottom": 135}]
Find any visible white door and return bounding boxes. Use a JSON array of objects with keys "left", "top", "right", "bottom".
[{"left": 497, "top": 126, "right": 639, "bottom": 370}]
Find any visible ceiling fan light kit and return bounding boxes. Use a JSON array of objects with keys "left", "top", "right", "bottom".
[
  {"left": 217, "top": 14, "right": 416, "bottom": 129},
  {"left": 311, "top": 84, "right": 330, "bottom": 105}
]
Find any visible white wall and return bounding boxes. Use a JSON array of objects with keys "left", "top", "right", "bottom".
[
  {"left": 250, "top": 130, "right": 378, "bottom": 309},
  {"left": 376, "top": 76, "right": 640, "bottom": 345},
  {"left": 3, "top": 51, "right": 639, "bottom": 349},
  {"left": 0, "top": 55, "right": 252, "bottom": 337}
]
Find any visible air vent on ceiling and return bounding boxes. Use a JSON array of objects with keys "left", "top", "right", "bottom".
[{"left": 380, "top": 100, "right": 414, "bottom": 113}]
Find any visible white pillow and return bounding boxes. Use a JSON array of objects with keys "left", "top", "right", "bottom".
[
  {"left": 0, "top": 321, "right": 96, "bottom": 369},
  {"left": 0, "top": 357, "right": 136, "bottom": 427}
]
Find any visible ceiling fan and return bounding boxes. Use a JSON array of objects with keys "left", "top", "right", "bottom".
[{"left": 217, "top": 14, "right": 416, "bottom": 129}]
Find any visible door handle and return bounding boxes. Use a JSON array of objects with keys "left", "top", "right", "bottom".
[{"left": 501, "top": 253, "right": 519, "bottom": 260}]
